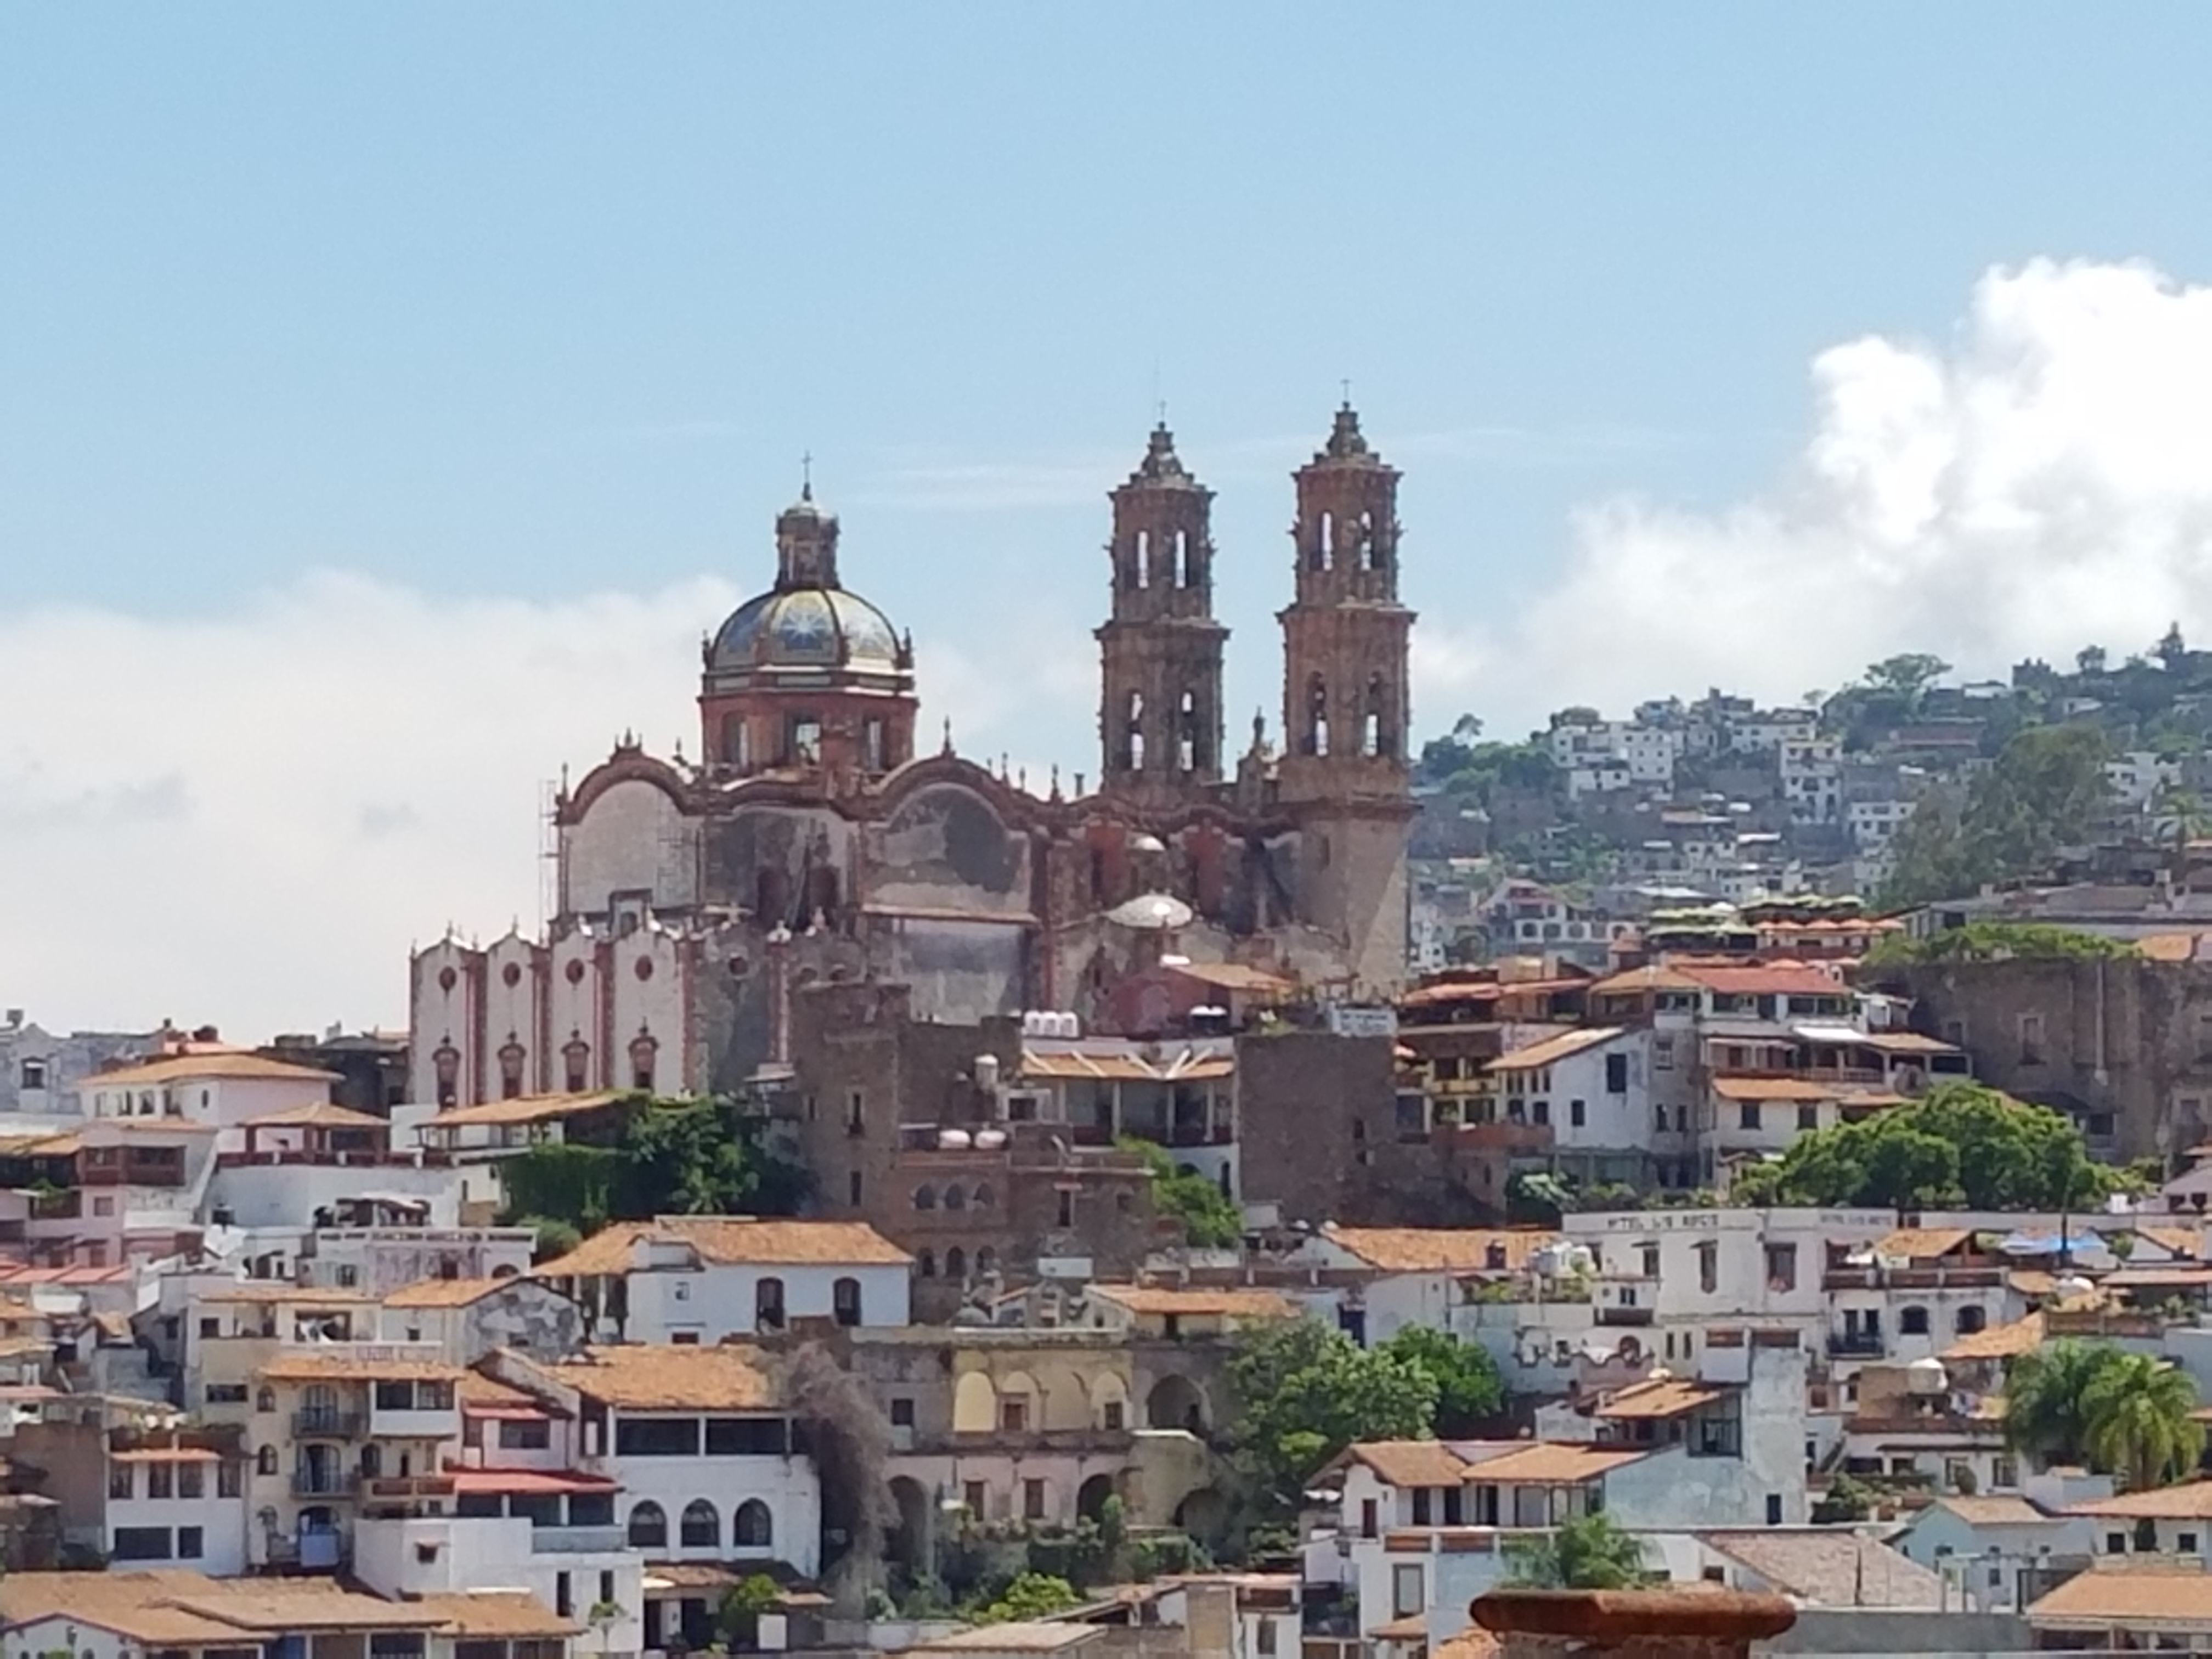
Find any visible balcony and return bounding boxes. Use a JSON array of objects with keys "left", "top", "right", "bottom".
[
  {"left": 362, "top": 1474, "right": 456, "bottom": 1503},
  {"left": 1826, "top": 1330, "right": 1886, "bottom": 1357},
  {"left": 291, "top": 1471, "right": 359, "bottom": 1498},
  {"left": 1595, "top": 1304, "right": 1654, "bottom": 1327},
  {"left": 294, "top": 1409, "right": 366, "bottom": 1438},
  {"left": 1822, "top": 1265, "right": 2004, "bottom": 1292},
  {"left": 532, "top": 1523, "right": 629, "bottom": 1554},
  {"left": 1444, "top": 1120, "right": 1554, "bottom": 1153}
]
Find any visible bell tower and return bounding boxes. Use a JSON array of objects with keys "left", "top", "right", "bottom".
[
  {"left": 1276, "top": 402, "right": 1416, "bottom": 991},
  {"left": 1096, "top": 423, "right": 1228, "bottom": 802}
]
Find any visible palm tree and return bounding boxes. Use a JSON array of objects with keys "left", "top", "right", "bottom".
[
  {"left": 2005, "top": 1340, "right": 2123, "bottom": 1470},
  {"left": 1503, "top": 1512, "right": 1651, "bottom": 1589},
  {"left": 2083, "top": 1352, "right": 2205, "bottom": 1492}
]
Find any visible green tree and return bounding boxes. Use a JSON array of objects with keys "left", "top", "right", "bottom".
[
  {"left": 2006, "top": 1340, "right": 2126, "bottom": 1470},
  {"left": 1731, "top": 1084, "right": 2115, "bottom": 1214},
  {"left": 1227, "top": 1318, "right": 1439, "bottom": 1515},
  {"left": 976, "top": 1573, "right": 1081, "bottom": 1624},
  {"left": 718, "top": 1573, "right": 784, "bottom": 1647},
  {"left": 1867, "top": 922, "right": 2137, "bottom": 964},
  {"left": 498, "top": 1096, "right": 810, "bottom": 1238},
  {"left": 1865, "top": 653, "right": 1953, "bottom": 712},
  {"left": 1120, "top": 1138, "right": 1242, "bottom": 1249},
  {"left": 2082, "top": 1352, "right": 2205, "bottom": 1492},
  {"left": 1502, "top": 1513, "right": 1651, "bottom": 1589},
  {"left": 1881, "top": 724, "right": 2112, "bottom": 907},
  {"left": 1377, "top": 1327, "right": 1506, "bottom": 1437},
  {"left": 516, "top": 1214, "right": 583, "bottom": 1264}
]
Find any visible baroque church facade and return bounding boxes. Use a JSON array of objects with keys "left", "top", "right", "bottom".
[{"left": 409, "top": 405, "right": 1417, "bottom": 1109}]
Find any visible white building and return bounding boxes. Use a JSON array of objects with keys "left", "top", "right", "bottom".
[
  {"left": 492, "top": 1343, "right": 823, "bottom": 1601},
  {"left": 1779, "top": 737, "right": 1843, "bottom": 826},
  {"left": 537, "top": 1215, "right": 911, "bottom": 1342}
]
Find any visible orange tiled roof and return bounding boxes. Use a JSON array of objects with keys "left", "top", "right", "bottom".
[
  {"left": 383, "top": 1276, "right": 531, "bottom": 1309},
  {"left": 1323, "top": 1226, "right": 1556, "bottom": 1274},
  {"left": 1874, "top": 1227, "right": 1975, "bottom": 1261},
  {"left": 532, "top": 1343, "right": 778, "bottom": 1412},
  {"left": 1462, "top": 1443, "right": 1646, "bottom": 1483},
  {"left": 2030, "top": 1562, "right": 2212, "bottom": 1626},
  {"left": 420, "top": 1091, "right": 624, "bottom": 1130},
  {"left": 256, "top": 1354, "right": 468, "bottom": 1384},
  {"left": 1709, "top": 1077, "right": 1837, "bottom": 1103},
  {"left": 1594, "top": 1378, "right": 1730, "bottom": 1420},
  {"left": 2069, "top": 1480, "right": 2212, "bottom": 1520},
  {"left": 240, "top": 1101, "right": 387, "bottom": 1130},
  {"left": 86, "top": 1053, "right": 341, "bottom": 1088},
  {"left": 1090, "top": 1284, "right": 1300, "bottom": 1321},
  {"left": 537, "top": 1214, "right": 911, "bottom": 1277},
  {"left": 1490, "top": 1028, "right": 1624, "bottom": 1072},
  {"left": 1345, "top": 1440, "right": 1473, "bottom": 1488},
  {"left": 1941, "top": 1311, "right": 2045, "bottom": 1363}
]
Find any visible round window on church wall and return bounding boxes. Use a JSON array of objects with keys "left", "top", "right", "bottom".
[
  {"left": 502, "top": 963, "right": 522, "bottom": 988},
  {"left": 727, "top": 956, "right": 751, "bottom": 979},
  {"left": 437, "top": 968, "right": 457, "bottom": 992},
  {"left": 635, "top": 957, "right": 654, "bottom": 981},
  {"left": 565, "top": 961, "right": 586, "bottom": 985}
]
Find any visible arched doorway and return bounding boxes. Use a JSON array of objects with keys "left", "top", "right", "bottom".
[
  {"left": 1077, "top": 1474, "right": 1116, "bottom": 1523},
  {"left": 1146, "top": 1374, "right": 1208, "bottom": 1432},
  {"left": 1175, "top": 1487, "right": 1228, "bottom": 1544},
  {"left": 886, "top": 1476, "right": 931, "bottom": 1575}
]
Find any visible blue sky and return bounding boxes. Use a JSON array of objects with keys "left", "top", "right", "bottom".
[{"left": 11, "top": 6, "right": 2212, "bottom": 1029}]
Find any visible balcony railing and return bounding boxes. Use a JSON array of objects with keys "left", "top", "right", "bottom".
[
  {"left": 291, "top": 1471, "right": 359, "bottom": 1498},
  {"left": 1826, "top": 1331, "right": 1887, "bottom": 1357},
  {"left": 532, "top": 1523, "right": 629, "bottom": 1554},
  {"left": 1823, "top": 1265, "right": 2005, "bottom": 1291},
  {"left": 294, "top": 1409, "right": 366, "bottom": 1438}
]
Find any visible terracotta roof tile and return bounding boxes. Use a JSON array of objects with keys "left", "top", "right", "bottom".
[
  {"left": 87, "top": 1053, "right": 342, "bottom": 1088},
  {"left": 1090, "top": 1285, "right": 1300, "bottom": 1321},
  {"left": 383, "top": 1276, "right": 532, "bottom": 1308},
  {"left": 1874, "top": 1228, "right": 1974, "bottom": 1260},
  {"left": 2030, "top": 1562, "right": 2212, "bottom": 1626},
  {"left": 537, "top": 1215, "right": 910, "bottom": 1277},
  {"left": 1490, "top": 1028, "right": 1625, "bottom": 1072},
  {"left": 2070, "top": 1480, "right": 2212, "bottom": 1520},
  {"left": 407, "top": 1592, "right": 579, "bottom": 1639},
  {"left": 1433, "top": 1628, "right": 1503, "bottom": 1659},
  {"left": 256, "top": 1353, "right": 468, "bottom": 1383},
  {"left": 1346, "top": 1440, "right": 1473, "bottom": 1487},
  {"left": 1594, "top": 1378, "right": 1731, "bottom": 1420},
  {"left": 1937, "top": 1496, "right": 2059, "bottom": 1526},
  {"left": 241, "top": 1101, "right": 387, "bottom": 1130},
  {"left": 1941, "top": 1312, "right": 2044, "bottom": 1362},
  {"left": 1460, "top": 1443, "right": 1645, "bottom": 1483},
  {"left": 421, "top": 1090, "right": 624, "bottom": 1130},
  {"left": 531, "top": 1343, "right": 779, "bottom": 1412},
  {"left": 1697, "top": 1531, "right": 1942, "bottom": 1609},
  {"left": 1323, "top": 1226, "right": 1558, "bottom": 1274}
]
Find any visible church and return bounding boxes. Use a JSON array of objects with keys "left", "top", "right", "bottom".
[{"left": 409, "top": 404, "right": 1417, "bottom": 1110}]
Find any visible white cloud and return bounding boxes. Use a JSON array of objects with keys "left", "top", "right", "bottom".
[
  {"left": 1427, "top": 258, "right": 2212, "bottom": 735},
  {"left": 30, "top": 257, "right": 2212, "bottom": 1036},
  {"left": 0, "top": 571, "right": 1075, "bottom": 1039}
]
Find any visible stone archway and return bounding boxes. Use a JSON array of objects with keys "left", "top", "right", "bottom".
[
  {"left": 1146, "top": 1373, "right": 1209, "bottom": 1432},
  {"left": 1077, "top": 1473, "right": 1116, "bottom": 1523}
]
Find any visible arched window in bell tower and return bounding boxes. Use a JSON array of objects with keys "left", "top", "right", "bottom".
[
  {"left": 1359, "top": 510, "right": 1379, "bottom": 572},
  {"left": 1312, "top": 512, "right": 1334, "bottom": 573},
  {"left": 1305, "top": 674, "right": 1329, "bottom": 758},
  {"left": 1125, "top": 691, "right": 1146, "bottom": 771},
  {"left": 1177, "top": 689, "right": 1199, "bottom": 774},
  {"left": 1364, "top": 673, "right": 1390, "bottom": 758},
  {"left": 1175, "top": 529, "right": 1193, "bottom": 589},
  {"left": 721, "top": 714, "right": 750, "bottom": 769},
  {"left": 1134, "top": 531, "right": 1151, "bottom": 590}
]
